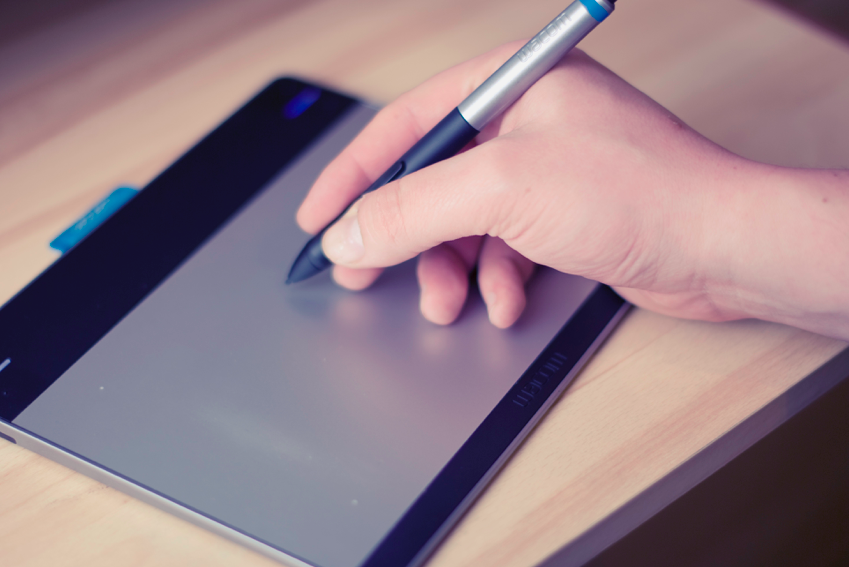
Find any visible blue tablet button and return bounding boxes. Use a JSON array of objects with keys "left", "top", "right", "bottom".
[
  {"left": 283, "top": 87, "right": 322, "bottom": 119},
  {"left": 50, "top": 187, "right": 139, "bottom": 253}
]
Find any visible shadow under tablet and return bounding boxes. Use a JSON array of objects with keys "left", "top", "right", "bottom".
[{"left": 14, "top": 102, "right": 599, "bottom": 567}]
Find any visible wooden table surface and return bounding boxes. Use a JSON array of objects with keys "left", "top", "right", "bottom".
[{"left": 1, "top": 0, "right": 847, "bottom": 566}]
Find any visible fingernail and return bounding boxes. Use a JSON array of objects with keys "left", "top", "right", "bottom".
[
  {"left": 486, "top": 290, "right": 501, "bottom": 326},
  {"left": 322, "top": 203, "right": 364, "bottom": 265}
]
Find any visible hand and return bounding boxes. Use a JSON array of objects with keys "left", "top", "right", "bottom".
[{"left": 296, "top": 42, "right": 849, "bottom": 339}]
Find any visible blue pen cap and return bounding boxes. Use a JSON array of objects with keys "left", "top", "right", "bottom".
[{"left": 579, "top": 0, "right": 614, "bottom": 22}]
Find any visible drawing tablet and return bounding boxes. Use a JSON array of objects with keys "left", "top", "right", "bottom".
[{"left": 0, "top": 79, "right": 627, "bottom": 567}]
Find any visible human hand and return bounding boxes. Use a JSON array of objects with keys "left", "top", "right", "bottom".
[{"left": 296, "top": 42, "right": 849, "bottom": 338}]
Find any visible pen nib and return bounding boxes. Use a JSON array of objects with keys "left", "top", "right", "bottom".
[{"left": 286, "top": 233, "right": 332, "bottom": 284}]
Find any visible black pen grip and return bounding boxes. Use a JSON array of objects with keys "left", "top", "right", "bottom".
[
  {"left": 287, "top": 107, "right": 478, "bottom": 283},
  {"left": 391, "top": 107, "right": 479, "bottom": 178},
  {"left": 328, "top": 108, "right": 478, "bottom": 225}
]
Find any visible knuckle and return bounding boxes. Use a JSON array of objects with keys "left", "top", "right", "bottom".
[
  {"left": 362, "top": 183, "right": 409, "bottom": 248},
  {"left": 478, "top": 142, "right": 524, "bottom": 235}
]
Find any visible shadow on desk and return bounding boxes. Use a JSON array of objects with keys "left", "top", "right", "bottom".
[
  {"left": 584, "top": 372, "right": 849, "bottom": 567},
  {"left": 763, "top": 0, "right": 849, "bottom": 43}
]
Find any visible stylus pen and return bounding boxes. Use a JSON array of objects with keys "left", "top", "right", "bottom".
[{"left": 287, "top": 0, "right": 616, "bottom": 284}]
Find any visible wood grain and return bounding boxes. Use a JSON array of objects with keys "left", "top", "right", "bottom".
[{"left": 0, "top": 0, "right": 847, "bottom": 565}]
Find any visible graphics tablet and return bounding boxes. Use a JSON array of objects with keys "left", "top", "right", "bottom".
[{"left": 0, "top": 78, "right": 627, "bottom": 567}]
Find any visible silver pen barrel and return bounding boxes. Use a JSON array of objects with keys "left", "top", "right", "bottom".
[{"left": 457, "top": 0, "right": 614, "bottom": 130}]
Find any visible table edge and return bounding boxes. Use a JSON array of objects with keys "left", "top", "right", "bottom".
[{"left": 539, "top": 344, "right": 849, "bottom": 567}]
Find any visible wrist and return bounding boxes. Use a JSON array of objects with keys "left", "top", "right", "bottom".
[{"left": 706, "top": 161, "right": 849, "bottom": 339}]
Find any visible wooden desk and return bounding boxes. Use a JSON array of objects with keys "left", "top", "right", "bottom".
[{"left": 1, "top": 0, "right": 847, "bottom": 565}]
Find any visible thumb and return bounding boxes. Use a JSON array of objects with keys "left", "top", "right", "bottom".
[{"left": 321, "top": 144, "right": 505, "bottom": 269}]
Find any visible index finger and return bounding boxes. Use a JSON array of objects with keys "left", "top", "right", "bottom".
[{"left": 295, "top": 41, "right": 522, "bottom": 234}]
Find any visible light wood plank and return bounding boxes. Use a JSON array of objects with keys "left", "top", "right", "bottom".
[{"left": 0, "top": 0, "right": 847, "bottom": 566}]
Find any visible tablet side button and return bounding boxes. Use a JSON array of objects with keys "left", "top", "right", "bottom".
[{"left": 49, "top": 187, "right": 139, "bottom": 253}]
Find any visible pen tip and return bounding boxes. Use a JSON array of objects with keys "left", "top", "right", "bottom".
[
  {"left": 287, "top": 234, "right": 332, "bottom": 284},
  {"left": 285, "top": 258, "right": 316, "bottom": 285}
]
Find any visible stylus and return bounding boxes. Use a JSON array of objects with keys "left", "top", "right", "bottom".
[{"left": 286, "top": 0, "right": 616, "bottom": 284}]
